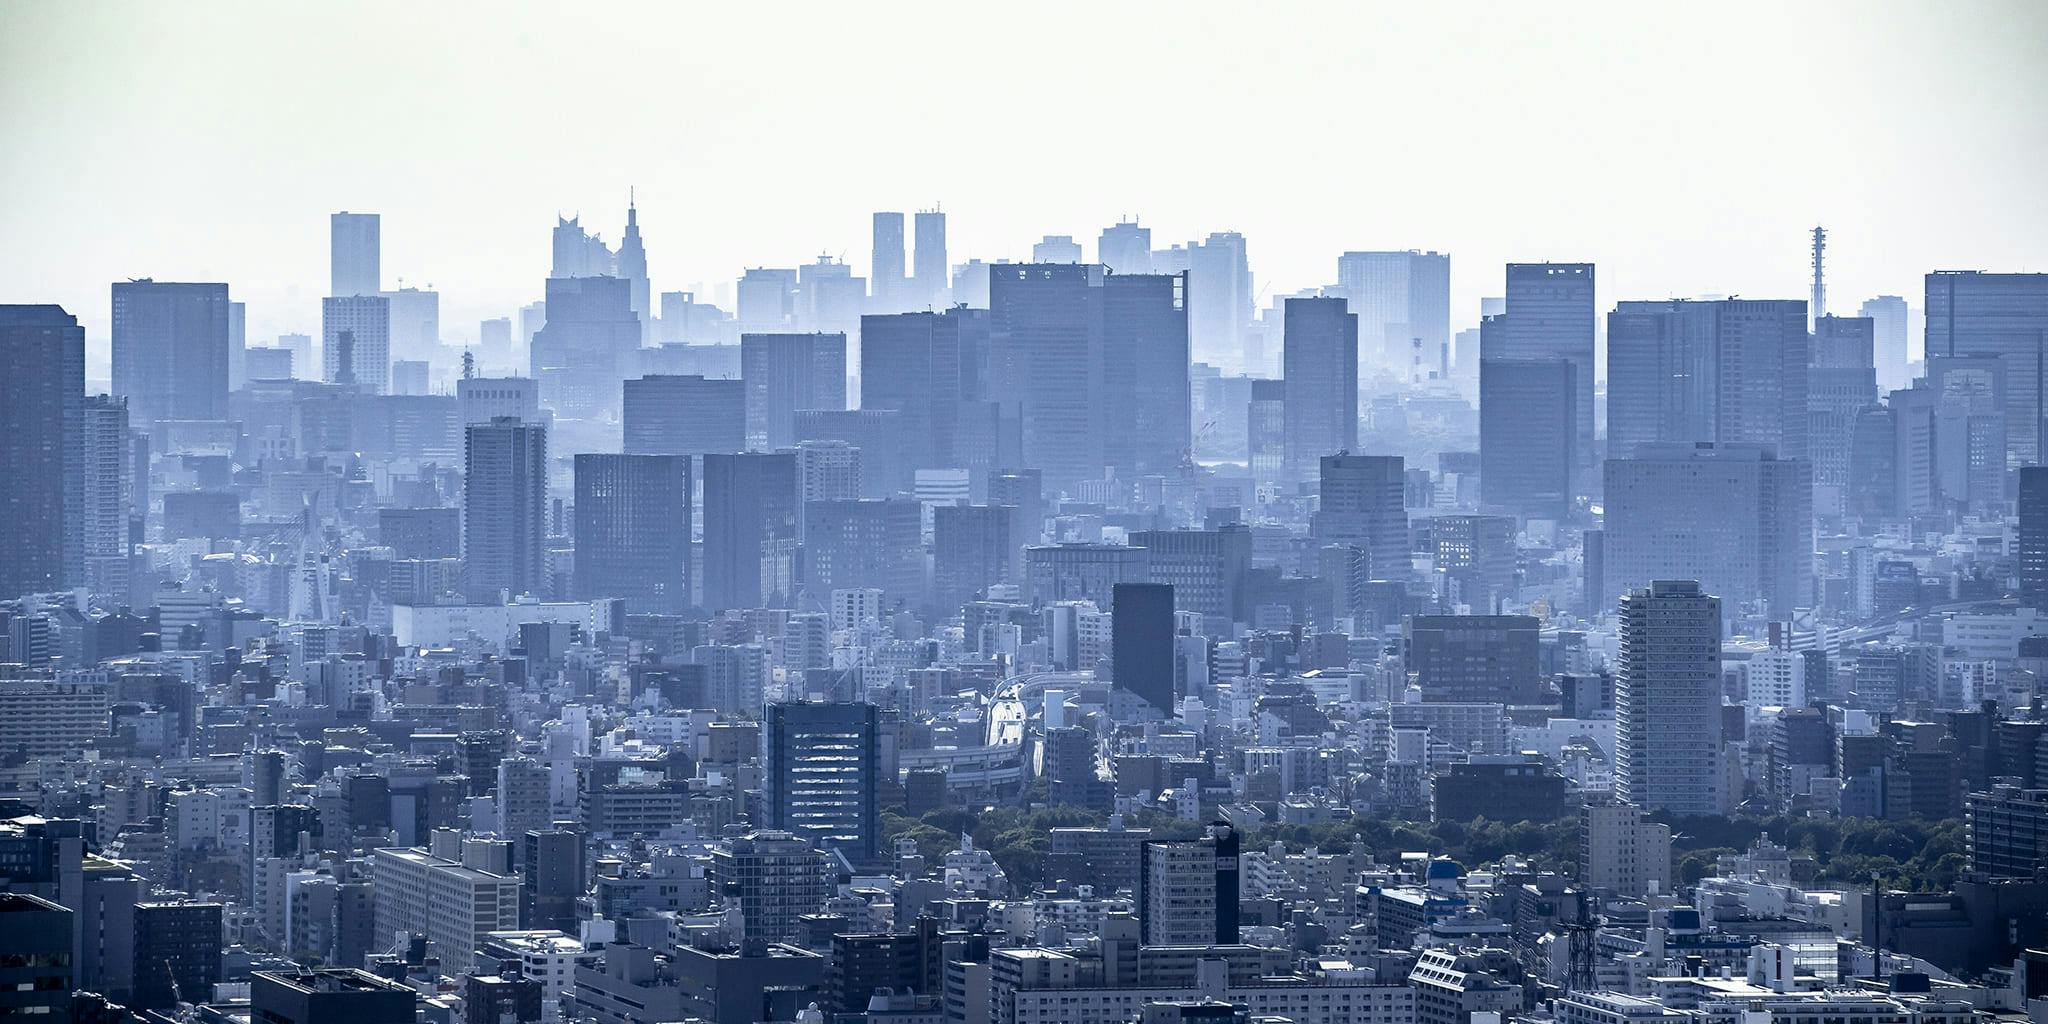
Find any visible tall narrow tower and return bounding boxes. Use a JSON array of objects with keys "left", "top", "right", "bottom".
[{"left": 1810, "top": 225, "right": 1827, "bottom": 326}]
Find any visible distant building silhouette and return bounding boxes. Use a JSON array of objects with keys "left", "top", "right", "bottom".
[
  {"left": 112, "top": 280, "right": 232, "bottom": 423},
  {"left": 330, "top": 212, "right": 380, "bottom": 297},
  {"left": 1281, "top": 296, "right": 1358, "bottom": 481}
]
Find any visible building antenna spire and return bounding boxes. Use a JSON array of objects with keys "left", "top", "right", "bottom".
[{"left": 1810, "top": 225, "right": 1827, "bottom": 325}]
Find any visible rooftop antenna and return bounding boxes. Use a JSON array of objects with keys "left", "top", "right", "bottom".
[{"left": 1810, "top": 226, "right": 1827, "bottom": 325}]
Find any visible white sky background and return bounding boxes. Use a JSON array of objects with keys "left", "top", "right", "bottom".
[{"left": 3, "top": 1, "right": 2045, "bottom": 371}]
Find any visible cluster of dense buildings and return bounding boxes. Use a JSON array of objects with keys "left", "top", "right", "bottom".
[{"left": 3, "top": 205, "right": 2048, "bottom": 1024}]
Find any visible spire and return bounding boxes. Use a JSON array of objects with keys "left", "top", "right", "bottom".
[{"left": 627, "top": 186, "right": 637, "bottom": 227}]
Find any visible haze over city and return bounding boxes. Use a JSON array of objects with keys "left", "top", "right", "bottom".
[{"left": 5, "top": 6, "right": 2048, "bottom": 1024}]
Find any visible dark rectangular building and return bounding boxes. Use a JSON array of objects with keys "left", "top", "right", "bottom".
[{"left": 574, "top": 454, "right": 692, "bottom": 614}]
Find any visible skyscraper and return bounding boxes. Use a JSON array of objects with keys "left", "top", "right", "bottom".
[
  {"left": 1111, "top": 582, "right": 1176, "bottom": 713},
  {"left": 801, "top": 498, "right": 924, "bottom": 607},
  {"left": 617, "top": 195, "right": 650, "bottom": 330},
  {"left": 0, "top": 305, "right": 83, "bottom": 599},
  {"left": 871, "top": 212, "right": 906, "bottom": 308},
  {"left": 1499, "top": 263, "right": 1595, "bottom": 462},
  {"left": 322, "top": 294, "right": 392, "bottom": 394},
  {"left": 80, "top": 396, "right": 131, "bottom": 598},
  {"left": 1313, "top": 454, "right": 1408, "bottom": 581},
  {"left": 1860, "top": 294, "right": 1912, "bottom": 392},
  {"left": 932, "top": 504, "right": 1017, "bottom": 615},
  {"left": 530, "top": 276, "right": 639, "bottom": 418},
  {"left": 1602, "top": 443, "right": 1812, "bottom": 614},
  {"left": 2020, "top": 467, "right": 2048, "bottom": 611},
  {"left": 741, "top": 332, "right": 847, "bottom": 450},
  {"left": 330, "top": 212, "right": 380, "bottom": 297},
  {"left": 1174, "top": 231, "right": 1252, "bottom": 369},
  {"left": 1100, "top": 272, "right": 1190, "bottom": 478},
  {"left": 463, "top": 417, "right": 547, "bottom": 603},
  {"left": 573, "top": 453, "right": 692, "bottom": 614},
  {"left": 913, "top": 209, "right": 948, "bottom": 309},
  {"left": 1282, "top": 296, "right": 1358, "bottom": 481},
  {"left": 763, "top": 701, "right": 881, "bottom": 864},
  {"left": 1605, "top": 298, "right": 1811, "bottom": 463},
  {"left": 1098, "top": 219, "right": 1152, "bottom": 274},
  {"left": 111, "top": 280, "right": 232, "bottom": 424},
  {"left": 701, "top": 452, "right": 799, "bottom": 610},
  {"left": 1615, "top": 580, "right": 1727, "bottom": 816},
  {"left": 1334, "top": 250, "right": 1451, "bottom": 377},
  {"left": 1924, "top": 271, "right": 2048, "bottom": 465},
  {"left": 988, "top": 264, "right": 1106, "bottom": 489},
  {"left": 622, "top": 374, "right": 744, "bottom": 457},
  {"left": 860, "top": 307, "right": 991, "bottom": 473},
  {"left": 1479, "top": 358, "right": 1576, "bottom": 519}
]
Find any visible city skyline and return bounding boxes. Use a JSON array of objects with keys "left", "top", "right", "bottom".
[{"left": 5, "top": 2, "right": 2047, "bottom": 361}]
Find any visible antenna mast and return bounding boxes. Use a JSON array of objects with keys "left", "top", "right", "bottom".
[{"left": 1810, "top": 226, "right": 1827, "bottom": 325}]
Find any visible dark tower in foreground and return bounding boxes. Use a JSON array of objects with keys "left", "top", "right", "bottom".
[
  {"left": 0, "top": 305, "right": 84, "bottom": 599},
  {"left": 574, "top": 454, "right": 692, "bottom": 614}
]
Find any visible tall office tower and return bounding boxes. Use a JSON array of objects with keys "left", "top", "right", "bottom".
[
  {"left": 1498, "top": 263, "right": 1595, "bottom": 463},
  {"left": 1313, "top": 454, "right": 1408, "bottom": 580},
  {"left": 989, "top": 470, "right": 1044, "bottom": 544},
  {"left": 463, "top": 417, "right": 547, "bottom": 603},
  {"left": 2023, "top": 467, "right": 2048, "bottom": 611},
  {"left": 988, "top": 264, "right": 1106, "bottom": 489},
  {"left": 932, "top": 504, "right": 1018, "bottom": 615},
  {"left": 1603, "top": 443, "right": 1812, "bottom": 613},
  {"left": 742, "top": 332, "right": 846, "bottom": 450},
  {"left": 1281, "top": 296, "right": 1359, "bottom": 481},
  {"left": 322, "top": 294, "right": 392, "bottom": 393},
  {"left": 1334, "top": 250, "right": 1451, "bottom": 377},
  {"left": 1403, "top": 614, "right": 1542, "bottom": 703},
  {"left": 530, "top": 276, "right": 639, "bottom": 418},
  {"left": 379, "top": 286, "right": 440, "bottom": 365},
  {"left": 1031, "top": 235, "right": 1084, "bottom": 264},
  {"left": 228, "top": 299, "right": 247, "bottom": 389},
  {"left": 1139, "top": 822, "right": 1241, "bottom": 946},
  {"left": 737, "top": 267, "right": 798, "bottom": 328},
  {"left": 110, "top": 280, "right": 231, "bottom": 424},
  {"left": 0, "top": 306, "right": 84, "bottom": 598},
  {"left": 1024, "top": 542, "right": 1152, "bottom": 609},
  {"left": 330, "top": 211, "right": 380, "bottom": 297},
  {"left": 1099, "top": 219, "right": 1152, "bottom": 274},
  {"left": 1176, "top": 231, "right": 1253, "bottom": 368},
  {"left": 623, "top": 374, "right": 745, "bottom": 456},
  {"left": 802, "top": 498, "right": 924, "bottom": 606},
  {"left": 1111, "top": 582, "right": 1176, "bottom": 712},
  {"left": 871, "top": 211, "right": 907, "bottom": 308},
  {"left": 617, "top": 196, "right": 650, "bottom": 330},
  {"left": 1246, "top": 378, "right": 1286, "bottom": 482},
  {"left": 913, "top": 209, "right": 948, "bottom": 309},
  {"left": 1479, "top": 358, "right": 1576, "bottom": 519},
  {"left": 573, "top": 454, "right": 691, "bottom": 614},
  {"left": 1101, "top": 272, "right": 1191, "bottom": 478},
  {"left": 1926, "top": 272, "right": 2048, "bottom": 465},
  {"left": 860, "top": 307, "right": 992, "bottom": 473},
  {"left": 1128, "top": 525, "right": 1252, "bottom": 628},
  {"left": 550, "top": 215, "right": 615, "bottom": 278},
  {"left": 80, "top": 396, "right": 130, "bottom": 598},
  {"left": 1615, "top": 580, "right": 1727, "bottom": 815},
  {"left": 701, "top": 452, "right": 799, "bottom": 610},
  {"left": 1812, "top": 313, "right": 1875, "bottom": 368},
  {"left": 763, "top": 701, "right": 881, "bottom": 863},
  {"left": 1809, "top": 316, "right": 1881, "bottom": 515},
  {"left": 1605, "top": 299, "right": 1811, "bottom": 462},
  {"left": 798, "top": 256, "right": 866, "bottom": 336},
  {"left": 1860, "top": 295, "right": 1912, "bottom": 391}
]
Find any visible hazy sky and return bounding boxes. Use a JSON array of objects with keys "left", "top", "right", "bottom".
[{"left": 4, "top": 1, "right": 2045, "bottom": 367}]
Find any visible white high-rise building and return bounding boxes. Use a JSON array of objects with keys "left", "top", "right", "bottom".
[{"left": 322, "top": 294, "right": 392, "bottom": 394}]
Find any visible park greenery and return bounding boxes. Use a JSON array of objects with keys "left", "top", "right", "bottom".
[{"left": 883, "top": 799, "right": 1969, "bottom": 895}]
